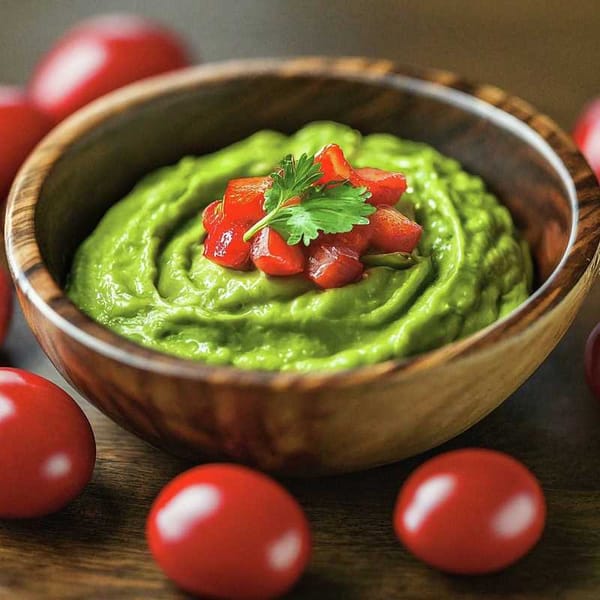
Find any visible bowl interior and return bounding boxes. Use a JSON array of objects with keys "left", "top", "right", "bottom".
[{"left": 37, "top": 67, "right": 572, "bottom": 295}]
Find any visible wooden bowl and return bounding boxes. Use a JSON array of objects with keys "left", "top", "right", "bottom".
[{"left": 6, "top": 58, "right": 600, "bottom": 475}]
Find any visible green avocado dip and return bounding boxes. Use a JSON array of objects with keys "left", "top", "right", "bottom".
[{"left": 67, "top": 121, "right": 532, "bottom": 371}]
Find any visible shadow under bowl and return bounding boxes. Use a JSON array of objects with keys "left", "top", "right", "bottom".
[{"left": 6, "top": 57, "right": 600, "bottom": 475}]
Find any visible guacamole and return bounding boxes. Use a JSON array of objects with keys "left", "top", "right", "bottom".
[{"left": 67, "top": 122, "right": 532, "bottom": 371}]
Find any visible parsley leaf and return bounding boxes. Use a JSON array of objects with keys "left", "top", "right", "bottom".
[
  {"left": 263, "top": 153, "right": 323, "bottom": 213},
  {"left": 243, "top": 153, "right": 375, "bottom": 245}
]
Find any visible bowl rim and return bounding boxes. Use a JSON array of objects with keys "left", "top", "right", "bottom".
[{"left": 6, "top": 56, "right": 600, "bottom": 389}]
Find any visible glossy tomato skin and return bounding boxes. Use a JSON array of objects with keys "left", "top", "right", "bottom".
[
  {"left": 0, "top": 87, "right": 53, "bottom": 200},
  {"left": 394, "top": 449, "right": 546, "bottom": 574},
  {"left": 573, "top": 98, "right": 600, "bottom": 180},
  {"left": 29, "top": 14, "right": 191, "bottom": 123},
  {"left": 0, "top": 368, "right": 96, "bottom": 518},
  {"left": 250, "top": 227, "right": 305, "bottom": 276},
  {"left": 369, "top": 205, "right": 422, "bottom": 253},
  {"left": 0, "top": 269, "right": 13, "bottom": 345},
  {"left": 585, "top": 322, "right": 600, "bottom": 399},
  {"left": 203, "top": 220, "right": 252, "bottom": 270},
  {"left": 147, "top": 464, "right": 311, "bottom": 599},
  {"left": 353, "top": 167, "right": 407, "bottom": 206},
  {"left": 314, "top": 143, "right": 353, "bottom": 183},
  {"left": 318, "top": 224, "right": 372, "bottom": 255},
  {"left": 222, "top": 177, "right": 270, "bottom": 223},
  {"left": 202, "top": 200, "right": 223, "bottom": 230},
  {"left": 307, "top": 245, "right": 364, "bottom": 289}
]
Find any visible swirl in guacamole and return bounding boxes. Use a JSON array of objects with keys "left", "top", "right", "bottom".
[{"left": 67, "top": 122, "right": 532, "bottom": 371}]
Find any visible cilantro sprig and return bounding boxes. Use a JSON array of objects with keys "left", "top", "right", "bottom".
[{"left": 242, "top": 153, "right": 375, "bottom": 246}]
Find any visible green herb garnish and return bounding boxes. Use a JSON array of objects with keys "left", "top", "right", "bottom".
[{"left": 243, "top": 153, "right": 375, "bottom": 246}]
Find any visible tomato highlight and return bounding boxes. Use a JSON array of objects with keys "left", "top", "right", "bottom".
[
  {"left": 394, "top": 448, "right": 546, "bottom": 574},
  {"left": 147, "top": 464, "right": 311, "bottom": 599},
  {"left": 203, "top": 220, "right": 252, "bottom": 270},
  {"left": 0, "top": 368, "right": 96, "bottom": 518},
  {"left": 29, "top": 14, "right": 191, "bottom": 123}
]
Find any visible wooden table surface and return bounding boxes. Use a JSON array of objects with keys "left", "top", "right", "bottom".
[{"left": 2, "top": 2, "right": 600, "bottom": 599}]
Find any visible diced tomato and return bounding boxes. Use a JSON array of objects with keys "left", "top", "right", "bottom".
[
  {"left": 369, "top": 205, "right": 422, "bottom": 253},
  {"left": 203, "top": 221, "right": 252, "bottom": 270},
  {"left": 202, "top": 200, "right": 223, "bottom": 231},
  {"left": 318, "top": 224, "right": 372, "bottom": 255},
  {"left": 315, "top": 145, "right": 407, "bottom": 206},
  {"left": 307, "top": 245, "right": 364, "bottom": 289},
  {"left": 352, "top": 167, "right": 407, "bottom": 206},
  {"left": 314, "top": 144, "right": 353, "bottom": 184},
  {"left": 222, "top": 177, "right": 271, "bottom": 223},
  {"left": 250, "top": 227, "right": 305, "bottom": 276}
]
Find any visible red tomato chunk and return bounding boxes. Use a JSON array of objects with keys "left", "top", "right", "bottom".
[
  {"left": 307, "top": 245, "right": 364, "bottom": 289},
  {"left": 251, "top": 227, "right": 305, "bottom": 276},
  {"left": 369, "top": 205, "right": 422, "bottom": 253},
  {"left": 203, "top": 221, "right": 252, "bottom": 270},
  {"left": 222, "top": 176, "right": 271, "bottom": 223}
]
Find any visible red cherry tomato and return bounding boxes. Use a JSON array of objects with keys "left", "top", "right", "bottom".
[
  {"left": 0, "top": 269, "right": 13, "bottom": 345},
  {"left": 222, "top": 177, "right": 271, "bottom": 223},
  {"left": 585, "top": 322, "right": 600, "bottom": 399},
  {"left": 0, "top": 87, "right": 53, "bottom": 200},
  {"left": 29, "top": 14, "right": 191, "bottom": 123},
  {"left": 250, "top": 227, "right": 305, "bottom": 276},
  {"left": 147, "top": 464, "right": 311, "bottom": 599},
  {"left": 307, "top": 245, "right": 364, "bottom": 289},
  {"left": 573, "top": 98, "right": 600, "bottom": 180},
  {"left": 202, "top": 199, "right": 223, "bottom": 231},
  {"left": 369, "top": 205, "right": 422, "bottom": 253},
  {"left": 394, "top": 448, "right": 546, "bottom": 574},
  {"left": 0, "top": 368, "right": 96, "bottom": 518},
  {"left": 353, "top": 167, "right": 407, "bottom": 206}
]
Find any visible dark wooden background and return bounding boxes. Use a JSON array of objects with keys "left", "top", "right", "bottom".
[{"left": 1, "top": 2, "right": 600, "bottom": 598}]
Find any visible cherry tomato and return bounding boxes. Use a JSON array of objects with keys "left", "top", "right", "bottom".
[
  {"left": 394, "top": 448, "right": 546, "bottom": 574},
  {"left": 222, "top": 177, "right": 271, "bottom": 223},
  {"left": 203, "top": 221, "right": 252, "bottom": 270},
  {"left": 0, "top": 269, "right": 13, "bottom": 345},
  {"left": 369, "top": 205, "right": 422, "bottom": 253},
  {"left": 202, "top": 200, "right": 223, "bottom": 231},
  {"left": 147, "top": 464, "right": 311, "bottom": 599},
  {"left": 250, "top": 227, "right": 305, "bottom": 276},
  {"left": 307, "top": 245, "right": 363, "bottom": 289},
  {"left": 0, "top": 87, "right": 53, "bottom": 200},
  {"left": 29, "top": 14, "right": 191, "bottom": 123},
  {"left": 0, "top": 368, "right": 96, "bottom": 518},
  {"left": 353, "top": 167, "right": 407, "bottom": 206},
  {"left": 585, "top": 322, "right": 600, "bottom": 399},
  {"left": 573, "top": 98, "right": 600, "bottom": 180}
]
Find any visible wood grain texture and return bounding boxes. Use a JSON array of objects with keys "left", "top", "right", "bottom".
[{"left": 5, "top": 58, "right": 600, "bottom": 475}]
